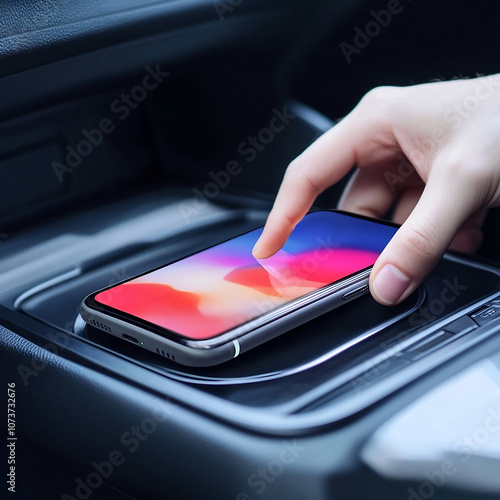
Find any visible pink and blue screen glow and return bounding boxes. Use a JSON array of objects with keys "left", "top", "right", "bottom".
[{"left": 95, "top": 212, "right": 397, "bottom": 340}]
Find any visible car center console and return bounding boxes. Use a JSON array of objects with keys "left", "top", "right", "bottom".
[{"left": 1, "top": 178, "right": 500, "bottom": 499}]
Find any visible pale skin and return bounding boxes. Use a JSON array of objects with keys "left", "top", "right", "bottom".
[{"left": 252, "top": 75, "right": 500, "bottom": 305}]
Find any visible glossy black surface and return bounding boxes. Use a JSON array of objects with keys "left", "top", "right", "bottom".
[{"left": 15, "top": 196, "right": 500, "bottom": 423}]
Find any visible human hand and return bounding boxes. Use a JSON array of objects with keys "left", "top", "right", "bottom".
[{"left": 252, "top": 75, "right": 500, "bottom": 305}]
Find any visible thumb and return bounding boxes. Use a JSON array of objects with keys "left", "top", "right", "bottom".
[{"left": 369, "top": 169, "right": 479, "bottom": 305}]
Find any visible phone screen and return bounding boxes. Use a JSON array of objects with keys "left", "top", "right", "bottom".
[{"left": 92, "top": 211, "right": 397, "bottom": 340}]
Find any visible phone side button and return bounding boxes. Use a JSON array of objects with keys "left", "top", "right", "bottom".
[
  {"left": 232, "top": 339, "right": 241, "bottom": 358},
  {"left": 342, "top": 285, "right": 369, "bottom": 300}
]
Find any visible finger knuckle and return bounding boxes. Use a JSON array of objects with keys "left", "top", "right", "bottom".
[
  {"left": 286, "top": 156, "right": 305, "bottom": 176},
  {"left": 360, "top": 85, "right": 400, "bottom": 108},
  {"left": 400, "top": 221, "right": 437, "bottom": 260},
  {"left": 285, "top": 157, "right": 320, "bottom": 197},
  {"left": 441, "top": 151, "right": 471, "bottom": 179},
  {"left": 439, "top": 150, "right": 492, "bottom": 204}
]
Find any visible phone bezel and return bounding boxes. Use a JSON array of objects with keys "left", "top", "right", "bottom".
[{"left": 83, "top": 210, "right": 399, "bottom": 350}]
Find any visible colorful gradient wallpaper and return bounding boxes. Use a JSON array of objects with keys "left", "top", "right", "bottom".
[{"left": 95, "top": 212, "right": 397, "bottom": 340}]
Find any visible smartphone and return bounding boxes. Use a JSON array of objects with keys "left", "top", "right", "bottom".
[{"left": 81, "top": 210, "right": 398, "bottom": 367}]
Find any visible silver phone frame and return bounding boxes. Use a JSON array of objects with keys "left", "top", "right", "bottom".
[{"left": 80, "top": 270, "right": 372, "bottom": 366}]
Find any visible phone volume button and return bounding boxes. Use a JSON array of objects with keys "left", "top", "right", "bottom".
[{"left": 342, "top": 285, "right": 369, "bottom": 300}]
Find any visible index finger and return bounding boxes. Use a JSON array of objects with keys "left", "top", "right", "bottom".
[{"left": 252, "top": 118, "right": 358, "bottom": 258}]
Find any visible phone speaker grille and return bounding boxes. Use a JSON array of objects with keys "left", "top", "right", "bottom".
[
  {"left": 88, "top": 319, "right": 112, "bottom": 332},
  {"left": 156, "top": 348, "right": 175, "bottom": 361}
]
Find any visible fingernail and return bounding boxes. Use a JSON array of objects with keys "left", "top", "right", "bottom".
[
  {"left": 372, "top": 265, "right": 412, "bottom": 305},
  {"left": 252, "top": 240, "right": 263, "bottom": 258}
]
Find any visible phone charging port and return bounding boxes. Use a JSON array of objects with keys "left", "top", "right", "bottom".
[{"left": 122, "top": 333, "right": 139, "bottom": 344}]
